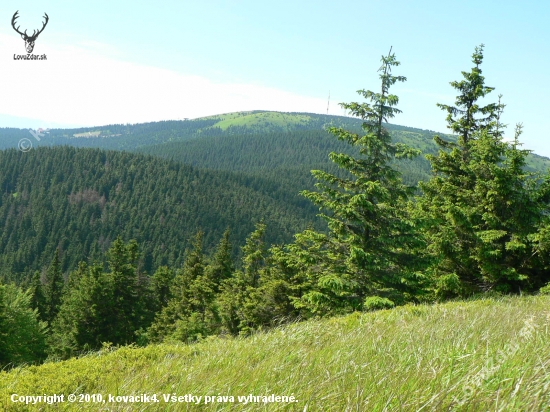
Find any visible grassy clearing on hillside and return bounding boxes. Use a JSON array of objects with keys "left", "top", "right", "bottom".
[
  {"left": 72, "top": 131, "right": 101, "bottom": 138},
  {"left": 2, "top": 295, "right": 549, "bottom": 411},
  {"left": 211, "top": 112, "right": 312, "bottom": 130}
]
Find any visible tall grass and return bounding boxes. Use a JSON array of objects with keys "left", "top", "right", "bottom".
[{"left": 2, "top": 295, "right": 549, "bottom": 411}]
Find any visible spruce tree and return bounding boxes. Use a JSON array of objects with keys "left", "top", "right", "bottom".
[
  {"left": 0, "top": 283, "right": 47, "bottom": 367},
  {"left": 293, "top": 48, "right": 426, "bottom": 314},
  {"left": 218, "top": 222, "right": 270, "bottom": 334},
  {"left": 29, "top": 270, "right": 47, "bottom": 322},
  {"left": 106, "top": 237, "right": 141, "bottom": 345},
  {"left": 148, "top": 231, "right": 217, "bottom": 342},
  {"left": 205, "top": 229, "right": 234, "bottom": 291},
  {"left": 49, "top": 263, "right": 113, "bottom": 358},
  {"left": 241, "top": 222, "right": 267, "bottom": 289},
  {"left": 435, "top": 45, "right": 504, "bottom": 155},
  {"left": 150, "top": 266, "right": 175, "bottom": 312},
  {"left": 418, "top": 45, "right": 550, "bottom": 296},
  {"left": 44, "top": 248, "right": 64, "bottom": 324}
]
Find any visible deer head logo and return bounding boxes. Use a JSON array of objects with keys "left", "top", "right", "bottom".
[{"left": 11, "top": 11, "right": 49, "bottom": 54}]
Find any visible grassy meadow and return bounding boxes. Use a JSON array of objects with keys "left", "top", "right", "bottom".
[
  {"left": 1, "top": 295, "right": 549, "bottom": 411},
  {"left": 203, "top": 111, "right": 313, "bottom": 131}
]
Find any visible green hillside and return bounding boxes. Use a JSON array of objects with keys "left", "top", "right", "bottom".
[
  {"left": 2, "top": 47, "right": 550, "bottom": 409},
  {"left": 135, "top": 127, "right": 436, "bottom": 187},
  {"left": 0, "top": 111, "right": 335, "bottom": 152},
  {"left": 0, "top": 147, "right": 322, "bottom": 282},
  {"left": 201, "top": 111, "right": 314, "bottom": 131},
  {"left": 1, "top": 111, "right": 548, "bottom": 182},
  {"left": 2, "top": 295, "right": 549, "bottom": 411},
  {"left": 0, "top": 118, "right": 218, "bottom": 151},
  {"left": 134, "top": 112, "right": 549, "bottom": 185}
]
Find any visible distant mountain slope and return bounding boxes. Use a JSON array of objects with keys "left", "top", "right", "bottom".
[
  {"left": 0, "top": 111, "right": 550, "bottom": 177},
  {"left": 0, "top": 111, "right": 452, "bottom": 153},
  {"left": 0, "top": 147, "right": 322, "bottom": 282},
  {"left": 0, "top": 111, "right": 332, "bottom": 152},
  {"left": 0, "top": 118, "right": 219, "bottom": 151},
  {"left": 1, "top": 111, "right": 548, "bottom": 177},
  {"left": 134, "top": 127, "right": 436, "bottom": 186},
  {"left": 132, "top": 111, "right": 549, "bottom": 185}
]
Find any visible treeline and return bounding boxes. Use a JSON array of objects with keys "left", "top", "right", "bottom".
[{"left": 2, "top": 45, "right": 550, "bottom": 368}]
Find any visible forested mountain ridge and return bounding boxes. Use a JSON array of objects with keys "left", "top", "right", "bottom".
[
  {"left": 1, "top": 111, "right": 431, "bottom": 151},
  {"left": 0, "top": 146, "right": 323, "bottom": 283},
  {"left": 2, "top": 111, "right": 548, "bottom": 180},
  {"left": 134, "top": 111, "right": 550, "bottom": 180},
  {"left": 1, "top": 110, "right": 548, "bottom": 282}
]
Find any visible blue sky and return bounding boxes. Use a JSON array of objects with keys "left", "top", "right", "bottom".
[{"left": 1, "top": 0, "right": 549, "bottom": 157}]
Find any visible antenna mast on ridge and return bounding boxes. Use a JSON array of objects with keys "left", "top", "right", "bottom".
[{"left": 327, "top": 90, "right": 330, "bottom": 115}]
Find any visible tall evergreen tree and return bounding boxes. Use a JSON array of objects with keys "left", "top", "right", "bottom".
[
  {"left": 150, "top": 266, "right": 175, "bottom": 312},
  {"left": 0, "top": 283, "right": 47, "bottom": 367},
  {"left": 205, "top": 229, "right": 234, "bottom": 291},
  {"left": 291, "top": 48, "right": 426, "bottom": 314},
  {"left": 435, "top": 45, "right": 504, "bottom": 154},
  {"left": 106, "top": 237, "right": 141, "bottom": 345},
  {"left": 148, "top": 231, "right": 218, "bottom": 343},
  {"left": 44, "top": 248, "right": 64, "bottom": 324},
  {"left": 29, "top": 270, "right": 47, "bottom": 322},
  {"left": 218, "top": 222, "right": 270, "bottom": 335},
  {"left": 418, "top": 45, "right": 550, "bottom": 296},
  {"left": 241, "top": 222, "right": 267, "bottom": 289},
  {"left": 49, "top": 263, "right": 113, "bottom": 358}
]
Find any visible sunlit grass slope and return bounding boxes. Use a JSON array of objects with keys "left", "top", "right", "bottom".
[
  {"left": 2, "top": 295, "right": 550, "bottom": 411},
  {"left": 209, "top": 112, "right": 312, "bottom": 131}
]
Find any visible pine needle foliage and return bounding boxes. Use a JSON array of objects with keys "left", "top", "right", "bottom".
[
  {"left": 293, "top": 48, "right": 427, "bottom": 315},
  {"left": 44, "top": 249, "right": 64, "bottom": 325},
  {"left": 418, "top": 45, "right": 550, "bottom": 296}
]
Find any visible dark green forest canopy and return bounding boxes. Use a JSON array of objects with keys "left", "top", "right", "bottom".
[
  {"left": 0, "top": 111, "right": 548, "bottom": 284},
  {"left": 132, "top": 113, "right": 549, "bottom": 200},
  {"left": 0, "top": 147, "right": 323, "bottom": 283}
]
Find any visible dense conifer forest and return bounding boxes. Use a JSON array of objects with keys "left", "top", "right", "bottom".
[
  {"left": 1, "top": 45, "right": 550, "bottom": 370},
  {"left": 0, "top": 147, "right": 323, "bottom": 282}
]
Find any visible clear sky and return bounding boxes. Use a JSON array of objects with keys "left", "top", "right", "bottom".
[{"left": 1, "top": 0, "right": 549, "bottom": 157}]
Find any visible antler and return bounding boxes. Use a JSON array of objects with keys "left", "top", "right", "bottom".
[
  {"left": 11, "top": 11, "right": 49, "bottom": 40},
  {"left": 31, "top": 13, "right": 49, "bottom": 39},
  {"left": 11, "top": 11, "right": 26, "bottom": 37}
]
